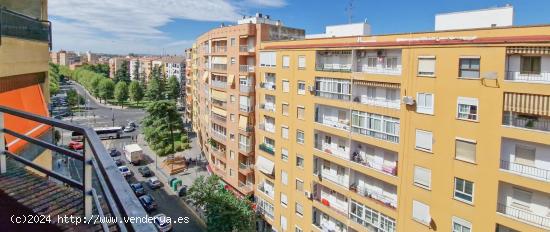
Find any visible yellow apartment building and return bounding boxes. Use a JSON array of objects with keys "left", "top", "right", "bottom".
[
  {"left": 254, "top": 14, "right": 550, "bottom": 232},
  {"left": 193, "top": 13, "right": 304, "bottom": 197}
]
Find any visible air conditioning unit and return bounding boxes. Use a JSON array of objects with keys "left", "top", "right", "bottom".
[
  {"left": 402, "top": 96, "right": 415, "bottom": 105},
  {"left": 377, "top": 50, "right": 386, "bottom": 57},
  {"left": 304, "top": 191, "right": 313, "bottom": 200}
]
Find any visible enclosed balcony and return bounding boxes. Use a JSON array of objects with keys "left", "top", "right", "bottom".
[
  {"left": 352, "top": 81, "right": 401, "bottom": 109},
  {"left": 312, "top": 207, "right": 348, "bottom": 232},
  {"left": 315, "top": 104, "right": 350, "bottom": 131},
  {"left": 260, "top": 95, "right": 276, "bottom": 112},
  {"left": 259, "top": 116, "right": 275, "bottom": 133},
  {"left": 355, "top": 49, "right": 402, "bottom": 75},
  {"left": 256, "top": 196, "right": 274, "bottom": 220},
  {"left": 505, "top": 53, "right": 550, "bottom": 83},
  {"left": 260, "top": 73, "right": 276, "bottom": 90},
  {"left": 351, "top": 140, "right": 398, "bottom": 176},
  {"left": 239, "top": 76, "right": 255, "bottom": 94},
  {"left": 210, "top": 123, "right": 227, "bottom": 141},
  {"left": 0, "top": 7, "right": 51, "bottom": 46},
  {"left": 350, "top": 171, "right": 398, "bottom": 209},
  {"left": 239, "top": 96, "right": 254, "bottom": 113},
  {"left": 497, "top": 182, "right": 550, "bottom": 229},
  {"left": 500, "top": 138, "right": 550, "bottom": 182},
  {"left": 351, "top": 110, "right": 400, "bottom": 143},
  {"left": 316, "top": 50, "right": 352, "bottom": 72},
  {"left": 350, "top": 199, "right": 396, "bottom": 232},
  {"left": 315, "top": 77, "right": 352, "bottom": 101},
  {"left": 314, "top": 130, "right": 350, "bottom": 160},
  {"left": 258, "top": 179, "right": 275, "bottom": 199},
  {"left": 239, "top": 134, "right": 253, "bottom": 154},
  {"left": 211, "top": 74, "right": 227, "bottom": 89},
  {"left": 315, "top": 184, "right": 349, "bottom": 216}
]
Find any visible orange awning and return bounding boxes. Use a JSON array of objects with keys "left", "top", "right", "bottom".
[{"left": 0, "top": 84, "right": 50, "bottom": 152}]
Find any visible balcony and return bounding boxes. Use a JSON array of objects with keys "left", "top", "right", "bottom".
[
  {"left": 500, "top": 138, "right": 550, "bottom": 181},
  {"left": 315, "top": 105, "right": 350, "bottom": 131},
  {"left": 211, "top": 113, "right": 226, "bottom": 123},
  {"left": 239, "top": 65, "right": 255, "bottom": 73},
  {"left": 505, "top": 71, "right": 550, "bottom": 83},
  {"left": 260, "top": 102, "right": 276, "bottom": 112},
  {"left": 239, "top": 45, "right": 255, "bottom": 53},
  {"left": 498, "top": 182, "right": 550, "bottom": 229},
  {"left": 352, "top": 83, "right": 401, "bottom": 109},
  {"left": 0, "top": 8, "right": 51, "bottom": 46},
  {"left": 260, "top": 82, "right": 276, "bottom": 91},
  {"left": 314, "top": 77, "right": 352, "bottom": 101},
  {"left": 315, "top": 184, "right": 349, "bottom": 216},
  {"left": 211, "top": 64, "right": 227, "bottom": 72},
  {"left": 238, "top": 180, "right": 254, "bottom": 193},
  {"left": 210, "top": 129, "right": 227, "bottom": 141},
  {"left": 350, "top": 170, "right": 398, "bottom": 209},
  {"left": 312, "top": 208, "right": 348, "bottom": 232},
  {"left": 503, "top": 112, "right": 550, "bottom": 133},
  {"left": 351, "top": 110, "right": 400, "bottom": 143},
  {"left": 0, "top": 106, "right": 155, "bottom": 231},
  {"left": 211, "top": 80, "right": 227, "bottom": 89},
  {"left": 239, "top": 162, "right": 254, "bottom": 174},
  {"left": 239, "top": 85, "right": 254, "bottom": 94},
  {"left": 239, "top": 104, "right": 254, "bottom": 113},
  {"left": 350, "top": 199, "right": 396, "bottom": 232},
  {"left": 211, "top": 46, "right": 227, "bottom": 53},
  {"left": 314, "top": 132, "right": 350, "bottom": 160},
  {"left": 498, "top": 203, "right": 550, "bottom": 229},
  {"left": 239, "top": 142, "right": 252, "bottom": 154},
  {"left": 316, "top": 50, "right": 352, "bottom": 72},
  {"left": 355, "top": 50, "right": 402, "bottom": 75},
  {"left": 259, "top": 122, "right": 275, "bottom": 133},
  {"left": 210, "top": 145, "right": 226, "bottom": 159},
  {"left": 258, "top": 180, "right": 275, "bottom": 199},
  {"left": 259, "top": 143, "right": 275, "bottom": 155},
  {"left": 501, "top": 160, "right": 550, "bottom": 181}
]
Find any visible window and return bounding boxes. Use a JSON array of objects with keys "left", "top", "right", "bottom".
[
  {"left": 512, "top": 187, "right": 532, "bottom": 210},
  {"left": 296, "top": 179, "right": 304, "bottom": 191},
  {"left": 260, "top": 51, "right": 277, "bottom": 67},
  {"left": 416, "top": 93, "right": 434, "bottom": 115},
  {"left": 520, "top": 56, "right": 541, "bottom": 74},
  {"left": 367, "top": 57, "right": 377, "bottom": 68},
  {"left": 296, "top": 155, "right": 304, "bottom": 168},
  {"left": 452, "top": 217, "right": 472, "bottom": 232},
  {"left": 515, "top": 145, "right": 535, "bottom": 166},
  {"left": 281, "top": 148, "right": 289, "bottom": 161},
  {"left": 230, "top": 38, "right": 236, "bottom": 46},
  {"left": 229, "top": 169, "right": 234, "bottom": 176},
  {"left": 282, "top": 126, "right": 289, "bottom": 139},
  {"left": 412, "top": 200, "right": 431, "bottom": 225},
  {"left": 282, "top": 56, "right": 290, "bottom": 68},
  {"left": 230, "top": 95, "right": 235, "bottom": 102},
  {"left": 282, "top": 103, "right": 289, "bottom": 116},
  {"left": 281, "top": 193, "right": 288, "bottom": 207},
  {"left": 296, "top": 130, "right": 304, "bottom": 144},
  {"left": 297, "top": 107, "right": 305, "bottom": 120},
  {"left": 231, "top": 57, "right": 236, "bottom": 64},
  {"left": 295, "top": 202, "right": 303, "bottom": 216},
  {"left": 230, "top": 150, "right": 235, "bottom": 160},
  {"left": 281, "top": 171, "right": 288, "bottom": 185},
  {"left": 459, "top": 58, "right": 480, "bottom": 78},
  {"left": 415, "top": 129, "right": 433, "bottom": 152},
  {"left": 455, "top": 139, "right": 476, "bottom": 163},
  {"left": 457, "top": 97, "right": 478, "bottom": 121},
  {"left": 282, "top": 80, "right": 290, "bottom": 92},
  {"left": 295, "top": 226, "right": 303, "bottom": 232},
  {"left": 418, "top": 56, "right": 436, "bottom": 76},
  {"left": 297, "top": 81, "right": 306, "bottom": 95},
  {"left": 230, "top": 133, "right": 235, "bottom": 141},
  {"left": 281, "top": 216, "right": 287, "bottom": 231},
  {"left": 385, "top": 57, "right": 398, "bottom": 69},
  {"left": 298, "top": 56, "right": 306, "bottom": 69},
  {"left": 454, "top": 178, "right": 474, "bottom": 203},
  {"left": 230, "top": 114, "right": 235, "bottom": 122},
  {"left": 414, "top": 166, "right": 431, "bottom": 189}
]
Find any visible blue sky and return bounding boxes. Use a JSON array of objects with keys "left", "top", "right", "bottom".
[{"left": 51, "top": 0, "right": 550, "bottom": 55}]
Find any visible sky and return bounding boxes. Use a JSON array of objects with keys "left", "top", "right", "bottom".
[{"left": 50, "top": 0, "right": 550, "bottom": 55}]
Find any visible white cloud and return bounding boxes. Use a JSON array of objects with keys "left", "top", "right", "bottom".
[{"left": 245, "top": 0, "right": 287, "bottom": 7}]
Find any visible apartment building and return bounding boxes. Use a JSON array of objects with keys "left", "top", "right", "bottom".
[
  {"left": 185, "top": 48, "right": 194, "bottom": 123},
  {"left": 254, "top": 7, "right": 550, "bottom": 232},
  {"left": 193, "top": 13, "right": 304, "bottom": 197},
  {"left": 108, "top": 57, "right": 126, "bottom": 78}
]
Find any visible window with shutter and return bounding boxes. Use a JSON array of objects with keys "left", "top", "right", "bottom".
[
  {"left": 415, "top": 129, "right": 433, "bottom": 152},
  {"left": 418, "top": 57, "right": 436, "bottom": 76},
  {"left": 282, "top": 126, "right": 289, "bottom": 139},
  {"left": 281, "top": 171, "right": 288, "bottom": 185},
  {"left": 414, "top": 166, "right": 431, "bottom": 189},
  {"left": 282, "top": 80, "right": 290, "bottom": 92},
  {"left": 298, "top": 56, "right": 306, "bottom": 69},
  {"left": 282, "top": 103, "right": 289, "bottom": 116},
  {"left": 515, "top": 145, "right": 535, "bottom": 166},
  {"left": 297, "top": 107, "right": 305, "bottom": 120},
  {"left": 282, "top": 56, "right": 290, "bottom": 68},
  {"left": 455, "top": 139, "right": 476, "bottom": 163},
  {"left": 412, "top": 200, "right": 431, "bottom": 225},
  {"left": 416, "top": 93, "right": 434, "bottom": 115}
]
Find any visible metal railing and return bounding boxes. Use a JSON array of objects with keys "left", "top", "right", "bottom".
[
  {"left": 315, "top": 63, "right": 352, "bottom": 72},
  {"left": 505, "top": 71, "right": 550, "bottom": 83},
  {"left": 259, "top": 143, "right": 275, "bottom": 155},
  {"left": 355, "top": 65, "right": 402, "bottom": 75},
  {"left": 239, "top": 45, "right": 255, "bottom": 53},
  {"left": 211, "top": 46, "right": 227, "bottom": 53},
  {"left": 239, "top": 65, "right": 254, "bottom": 73},
  {"left": 239, "top": 125, "right": 254, "bottom": 133},
  {"left": 315, "top": 90, "right": 351, "bottom": 101},
  {"left": 503, "top": 112, "right": 550, "bottom": 132},
  {"left": 0, "top": 105, "right": 155, "bottom": 232},
  {"left": 354, "top": 186, "right": 398, "bottom": 209},
  {"left": 497, "top": 203, "right": 550, "bottom": 229},
  {"left": 239, "top": 85, "right": 254, "bottom": 94},
  {"left": 239, "top": 163, "right": 254, "bottom": 173},
  {"left": 500, "top": 160, "right": 550, "bottom": 181},
  {"left": 0, "top": 7, "right": 51, "bottom": 48},
  {"left": 211, "top": 80, "right": 227, "bottom": 89}
]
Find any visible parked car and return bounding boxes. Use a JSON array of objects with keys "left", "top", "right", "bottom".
[
  {"left": 113, "top": 158, "right": 124, "bottom": 166},
  {"left": 123, "top": 126, "right": 135, "bottom": 133},
  {"left": 118, "top": 166, "right": 131, "bottom": 177},
  {"left": 178, "top": 185, "right": 188, "bottom": 197},
  {"left": 153, "top": 214, "right": 172, "bottom": 232},
  {"left": 68, "top": 141, "right": 83, "bottom": 150},
  {"left": 139, "top": 194, "right": 157, "bottom": 212},
  {"left": 109, "top": 148, "right": 121, "bottom": 157},
  {"left": 127, "top": 121, "right": 137, "bottom": 128},
  {"left": 138, "top": 166, "right": 152, "bottom": 177},
  {"left": 147, "top": 177, "right": 161, "bottom": 189},
  {"left": 130, "top": 183, "right": 145, "bottom": 196}
]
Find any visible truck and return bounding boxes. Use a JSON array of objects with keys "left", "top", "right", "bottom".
[{"left": 124, "top": 144, "right": 143, "bottom": 165}]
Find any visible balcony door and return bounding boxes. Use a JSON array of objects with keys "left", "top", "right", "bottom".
[{"left": 515, "top": 145, "right": 536, "bottom": 166}]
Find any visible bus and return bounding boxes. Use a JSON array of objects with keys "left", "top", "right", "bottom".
[{"left": 71, "top": 127, "right": 123, "bottom": 141}]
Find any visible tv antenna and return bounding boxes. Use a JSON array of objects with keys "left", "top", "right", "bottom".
[{"left": 345, "top": 0, "right": 354, "bottom": 23}]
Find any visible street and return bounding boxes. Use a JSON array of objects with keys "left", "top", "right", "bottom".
[{"left": 54, "top": 82, "right": 206, "bottom": 232}]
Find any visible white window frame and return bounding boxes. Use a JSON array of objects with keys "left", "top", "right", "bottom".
[
  {"left": 281, "top": 148, "right": 289, "bottom": 162},
  {"left": 282, "top": 55, "right": 290, "bottom": 68},
  {"left": 281, "top": 170, "right": 288, "bottom": 185},
  {"left": 281, "top": 193, "right": 288, "bottom": 207},
  {"left": 457, "top": 97, "right": 479, "bottom": 122},
  {"left": 412, "top": 200, "right": 431, "bottom": 225},
  {"left": 415, "top": 129, "right": 433, "bottom": 152},
  {"left": 297, "top": 81, "right": 306, "bottom": 95},
  {"left": 414, "top": 166, "right": 432, "bottom": 190},
  {"left": 416, "top": 92, "right": 434, "bottom": 115},
  {"left": 281, "top": 125, "right": 289, "bottom": 139},
  {"left": 295, "top": 202, "right": 303, "bottom": 217},
  {"left": 260, "top": 51, "right": 277, "bottom": 67},
  {"left": 454, "top": 177, "right": 474, "bottom": 204},
  {"left": 452, "top": 216, "right": 472, "bottom": 232},
  {"left": 295, "top": 178, "right": 304, "bottom": 191},
  {"left": 282, "top": 102, "right": 289, "bottom": 116},
  {"left": 298, "top": 56, "right": 306, "bottom": 69},
  {"left": 297, "top": 106, "right": 305, "bottom": 120},
  {"left": 296, "top": 130, "right": 305, "bottom": 144},
  {"left": 296, "top": 155, "right": 304, "bottom": 169},
  {"left": 282, "top": 80, "right": 290, "bottom": 93}
]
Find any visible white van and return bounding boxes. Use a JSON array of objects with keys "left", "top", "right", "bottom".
[{"left": 124, "top": 144, "right": 143, "bottom": 165}]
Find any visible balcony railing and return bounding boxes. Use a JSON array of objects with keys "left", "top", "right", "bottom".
[
  {"left": 239, "top": 45, "right": 255, "bottom": 53},
  {"left": 505, "top": 71, "right": 550, "bottom": 83},
  {"left": 500, "top": 160, "right": 550, "bottom": 181},
  {"left": 351, "top": 184, "right": 397, "bottom": 209},
  {"left": 260, "top": 103, "right": 276, "bottom": 112},
  {"left": 315, "top": 196, "right": 348, "bottom": 216},
  {"left": 211, "top": 80, "right": 227, "bottom": 89},
  {"left": 239, "top": 143, "right": 252, "bottom": 153},
  {"left": 356, "top": 66, "right": 402, "bottom": 75},
  {"left": 239, "top": 104, "right": 254, "bottom": 113},
  {"left": 239, "top": 85, "right": 254, "bottom": 94},
  {"left": 239, "top": 65, "right": 255, "bottom": 73},
  {"left": 315, "top": 91, "right": 351, "bottom": 101},
  {"left": 0, "top": 106, "right": 155, "bottom": 231},
  {"left": 211, "top": 46, "right": 227, "bottom": 53},
  {"left": 315, "top": 63, "right": 352, "bottom": 72},
  {"left": 238, "top": 180, "right": 254, "bottom": 192},
  {"left": 259, "top": 143, "right": 275, "bottom": 155},
  {"left": 239, "top": 125, "right": 254, "bottom": 133},
  {"left": 352, "top": 126, "right": 400, "bottom": 143},
  {"left": 497, "top": 203, "right": 550, "bottom": 229},
  {"left": 258, "top": 182, "right": 275, "bottom": 199},
  {"left": 353, "top": 97, "right": 401, "bottom": 109},
  {"left": 352, "top": 152, "right": 398, "bottom": 176},
  {"left": 503, "top": 112, "right": 550, "bottom": 132},
  {"left": 315, "top": 117, "right": 350, "bottom": 131},
  {"left": 0, "top": 8, "right": 51, "bottom": 48},
  {"left": 239, "top": 163, "right": 254, "bottom": 174},
  {"left": 211, "top": 64, "right": 227, "bottom": 72},
  {"left": 210, "top": 129, "right": 227, "bottom": 141},
  {"left": 259, "top": 122, "right": 275, "bottom": 133},
  {"left": 260, "top": 82, "right": 275, "bottom": 90}
]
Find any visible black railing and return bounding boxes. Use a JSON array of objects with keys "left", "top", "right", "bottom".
[
  {"left": 0, "top": 7, "right": 51, "bottom": 48},
  {"left": 0, "top": 105, "right": 155, "bottom": 232}
]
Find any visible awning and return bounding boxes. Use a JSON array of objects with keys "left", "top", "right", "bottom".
[
  {"left": 211, "top": 107, "right": 227, "bottom": 117},
  {"left": 257, "top": 156, "right": 275, "bottom": 175},
  {"left": 211, "top": 37, "right": 226, "bottom": 42},
  {"left": 0, "top": 84, "right": 50, "bottom": 152},
  {"left": 202, "top": 71, "right": 209, "bottom": 83},
  {"left": 504, "top": 92, "right": 550, "bottom": 116},
  {"left": 239, "top": 115, "right": 248, "bottom": 130},
  {"left": 211, "top": 89, "right": 226, "bottom": 101},
  {"left": 212, "top": 56, "right": 227, "bottom": 64},
  {"left": 353, "top": 80, "right": 400, "bottom": 89},
  {"left": 507, "top": 46, "right": 550, "bottom": 55},
  {"left": 228, "top": 75, "right": 235, "bottom": 85}
]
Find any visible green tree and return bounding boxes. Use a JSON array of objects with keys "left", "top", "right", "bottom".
[
  {"left": 132, "top": 60, "right": 140, "bottom": 82},
  {"left": 98, "top": 78, "right": 115, "bottom": 103},
  {"left": 49, "top": 63, "right": 60, "bottom": 95},
  {"left": 114, "top": 81, "right": 129, "bottom": 108},
  {"left": 114, "top": 60, "right": 130, "bottom": 83},
  {"left": 128, "top": 81, "right": 144, "bottom": 106},
  {"left": 142, "top": 100, "right": 185, "bottom": 156},
  {"left": 90, "top": 75, "right": 102, "bottom": 97},
  {"left": 66, "top": 89, "right": 79, "bottom": 110},
  {"left": 146, "top": 77, "right": 162, "bottom": 101},
  {"left": 166, "top": 75, "right": 181, "bottom": 101},
  {"left": 188, "top": 175, "right": 257, "bottom": 232}
]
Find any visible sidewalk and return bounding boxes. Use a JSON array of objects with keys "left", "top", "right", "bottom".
[{"left": 72, "top": 81, "right": 126, "bottom": 110}]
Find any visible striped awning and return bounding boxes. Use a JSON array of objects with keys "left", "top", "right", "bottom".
[
  {"left": 504, "top": 92, "right": 550, "bottom": 116},
  {"left": 353, "top": 80, "right": 400, "bottom": 89},
  {"left": 506, "top": 47, "right": 550, "bottom": 55},
  {"left": 239, "top": 115, "right": 248, "bottom": 130},
  {"left": 211, "top": 107, "right": 227, "bottom": 117},
  {"left": 211, "top": 89, "right": 226, "bottom": 101}
]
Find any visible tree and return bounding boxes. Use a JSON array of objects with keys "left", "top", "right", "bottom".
[
  {"left": 98, "top": 78, "right": 115, "bottom": 103},
  {"left": 114, "top": 81, "right": 129, "bottom": 108},
  {"left": 49, "top": 63, "right": 60, "bottom": 95},
  {"left": 166, "top": 75, "right": 181, "bottom": 102},
  {"left": 188, "top": 175, "right": 257, "bottom": 232},
  {"left": 128, "top": 81, "right": 144, "bottom": 106},
  {"left": 66, "top": 89, "right": 79, "bottom": 110},
  {"left": 142, "top": 100, "right": 185, "bottom": 156},
  {"left": 90, "top": 75, "right": 102, "bottom": 97},
  {"left": 132, "top": 60, "right": 140, "bottom": 82},
  {"left": 114, "top": 60, "right": 130, "bottom": 83},
  {"left": 146, "top": 77, "right": 162, "bottom": 101}
]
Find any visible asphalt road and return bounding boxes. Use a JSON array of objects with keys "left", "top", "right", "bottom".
[{"left": 57, "top": 82, "right": 205, "bottom": 232}]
